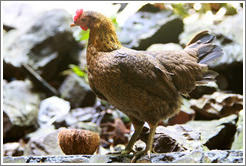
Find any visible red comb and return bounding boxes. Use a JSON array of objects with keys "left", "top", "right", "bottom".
[{"left": 74, "top": 9, "right": 83, "bottom": 22}]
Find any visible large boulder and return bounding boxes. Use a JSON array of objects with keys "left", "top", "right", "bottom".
[
  {"left": 118, "top": 8, "right": 183, "bottom": 50},
  {"left": 3, "top": 7, "right": 81, "bottom": 81}
]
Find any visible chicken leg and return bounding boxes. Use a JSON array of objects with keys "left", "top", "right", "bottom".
[
  {"left": 121, "top": 118, "right": 144, "bottom": 154},
  {"left": 131, "top": 122, "right": 158, "bottom": 162}
]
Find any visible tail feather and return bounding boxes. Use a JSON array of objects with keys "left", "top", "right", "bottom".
[
  {"left": 185, "top": 30, "right": 223, "bottom": 86},
  {"left": 185, "top": 30, "right": 223, "bottom": 64},
  {"left": 199, "top": 46, "right": 223, "bottom": 64}
]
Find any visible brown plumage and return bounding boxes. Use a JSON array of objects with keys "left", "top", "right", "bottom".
[{"left": 71, "top": 9, "right": 223, "bottom": 160}]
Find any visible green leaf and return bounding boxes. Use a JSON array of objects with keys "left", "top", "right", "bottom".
[{"left": 69, "top": 64, "right": 85, "bottom": 77}]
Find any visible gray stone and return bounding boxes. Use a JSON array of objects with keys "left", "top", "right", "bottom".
[
  {"left": 3, "top": 80, "right": 44, "bottom": 140},
  {"left": 3, "top": 150, "right": 243, "bottom": 163},
  {"left": 118, "top": 10, "right": 183, "bottom": 50},
  {"left": 59, "top": 73, "right": 96, "bottom": 108},
  {"left": 24, "top": 128, "right": 64, "bottom": 156}
]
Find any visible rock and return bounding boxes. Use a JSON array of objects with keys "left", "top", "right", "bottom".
[
  {"left": 3, "top": 142, "right": 24, "bottom": 156},
  {"left": 184, "top": 114, "right": 238, "bottom": 150},
  {"left": 24, "top": 128, "right": 64, "bottom": 156},
  {"left": 173, "top": 150, "right": 203, "bottom": 163},
  {"left": 153, "top": 125, "right": 202, "bottom": 152},
  {"left": 231, "top": 110, "right": 243, "bottom": 150},
  {"left": 203, "top": 150, "right": 243, "bottom": 163},
  {"left": 118, "top": 10, "right": 183, "bottom": 50},
  {"left": 38, "top": 96, "right": 70, "bottom": 127},
  {"left": 3, "top": 80, "right": 44, "bottom": 140},
  {"left": 3, "top": 8, "right": 81, "bottom": 81},
  {"left": 66, "top": 107, "right": 96, "bottom": 123},
  {"left": 146, "top": 43, "right": 183, "bottom": 52},
  {"left": 59, "top": 73, "right": 96, "bottom": 108},
  {"left": 3, "top": 155, "right": 90, "bottom": 163},
  {"left": 190, "top": 92, "right": 243, "bottom": 120},
  {"left": 3, "top": 150, "right": 243, "bottom": 163}
]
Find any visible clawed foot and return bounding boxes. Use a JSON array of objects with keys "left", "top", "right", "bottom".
[{"left": 131, "top": 150, "right": 151, "bottom": 163}]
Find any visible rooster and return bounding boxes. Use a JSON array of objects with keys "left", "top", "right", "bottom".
[{"left": 70, "top": 9, "right": 222, "bottom": 161}]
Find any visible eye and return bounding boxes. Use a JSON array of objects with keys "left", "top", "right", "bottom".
[{"left": 81, "top": 18, "right": 86, "bottom": 22}]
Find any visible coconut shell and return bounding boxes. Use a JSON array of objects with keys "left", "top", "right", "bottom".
[{"left": 58, "top": 128, "right": 100, "bottom": 155}]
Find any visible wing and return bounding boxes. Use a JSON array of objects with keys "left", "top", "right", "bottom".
[
  {"left": 114, "top": 48, "right": 179, "bottom": 100},
  {"left": 153, "top": 50, "right": 205, "bottom": 94}
]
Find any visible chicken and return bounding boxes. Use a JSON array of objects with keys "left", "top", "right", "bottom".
[{"left": 70, "top": 9, "right": 223, "bottom": 161}]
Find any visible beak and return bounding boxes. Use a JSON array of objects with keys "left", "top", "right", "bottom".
[{"left": 70, "top": 23, "right": 77, "bottom": 27}]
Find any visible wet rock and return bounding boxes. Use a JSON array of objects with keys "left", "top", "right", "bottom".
[
  {"left": 184, "top": 114, "right": 237, "bottom": 150},
  {"left": 3, "top": 80, "right": 44, "bottom": 141},
  {"left": 190, "top": 92, "right": 243, "bottom": 120},
  {"left": 231, "top": 110, "right": 243, "bottom": 150},
  {"left": 24, "top": 128, "right": 64, "bottom": 156},
  {"left": 3, "top": 142, "right": 24, "bottom": 156},
  {"left": 59, "top": 73, "right": 96, "bottom": 108},
  {"left": 38, "top": 96, "right": 70, "bottom": 127},
  {"left": 3, "top": 8, "right": 81, "bottom": 81},
  {"left": 118, "top": 10, "right": 183, "bottom": 50}
]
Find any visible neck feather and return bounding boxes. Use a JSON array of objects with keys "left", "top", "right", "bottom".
[{"left": 88, "top": 14, "right": 121, "bottom": 52}]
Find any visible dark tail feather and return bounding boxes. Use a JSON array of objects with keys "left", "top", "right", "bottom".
[{"left": 185, "top": 30, "right": 223, "bottom": 64}]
